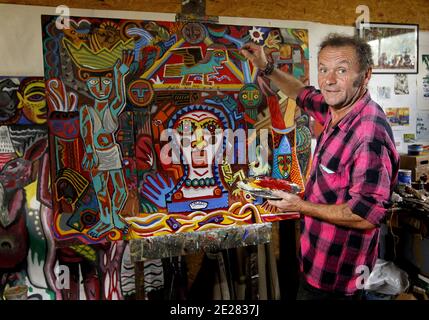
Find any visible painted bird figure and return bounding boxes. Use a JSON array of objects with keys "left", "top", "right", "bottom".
[{"left": 164, "top": 46, "right": 227, "bottom": 86}]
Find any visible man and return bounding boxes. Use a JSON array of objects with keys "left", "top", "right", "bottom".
[{"left": 241, "top": 34, "right": 399, "bottom": 300}]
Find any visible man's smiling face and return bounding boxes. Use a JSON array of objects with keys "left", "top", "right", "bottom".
[{"left": 318, "top": 45, "right": 369, "bottom": 110}]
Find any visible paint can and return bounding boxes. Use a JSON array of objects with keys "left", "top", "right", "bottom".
[
  {"left": 408, "top": 144, "right": 423, "bottom": 156},
  {"left": 398, "top": 169, "right": 412, "bottom": 186}
]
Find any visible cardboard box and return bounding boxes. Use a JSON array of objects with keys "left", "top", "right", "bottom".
[
  {"left": 400, "top": 153, "right": 429, "bottom": 181},
  {"left": 395, "top": 293, "right": 417, "bottom": 300}
]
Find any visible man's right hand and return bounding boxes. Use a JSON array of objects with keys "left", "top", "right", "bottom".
[{"left": 240, "top": 42, "right": 268, "bottom": 70}]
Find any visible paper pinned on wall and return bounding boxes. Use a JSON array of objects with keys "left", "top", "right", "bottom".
[
  {"left": 394, "top": 74, "right": 409, "bottom": 95},
  {"left": 416, "top": 111, "right": 429, "bottom": 140},
  {"left": 377, "top": 86, "right": 392, "bottom": 100},
  {"left": 417, "top": 54, "right": 429, "bottom": 110},
  {"left": 403, "top": 133, "right": 416, "bottom": 143},
  {"left": 385, "top": 107, "right": 410, "bottom": 129}
]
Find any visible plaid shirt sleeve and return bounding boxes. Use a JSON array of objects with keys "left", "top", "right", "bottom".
[
  {"left": 347, "top": 139, "right": 394, "bottom": 226},
  {"left": 296, "top": 86, "right": 329, "bottom": 126}
]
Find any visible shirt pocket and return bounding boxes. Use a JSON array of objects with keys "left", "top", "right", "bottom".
[{"left": 317, "top": 152, "right": 349, "bottom": 189}]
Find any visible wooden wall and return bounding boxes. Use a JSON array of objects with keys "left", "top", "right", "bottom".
[{"left": 1, "top": 0, "right": 429, "bottom": 30}]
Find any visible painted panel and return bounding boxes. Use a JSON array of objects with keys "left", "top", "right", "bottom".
[
  {"left": 41, "top": 16, "right": 311, "bottom": 243},
  {"left": 0, "top": 77, "right": 139, "bottom": 300}
]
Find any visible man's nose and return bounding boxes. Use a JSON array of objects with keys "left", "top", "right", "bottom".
[{"left": 325, "top": 71, "right": 337, "bottom": 85}]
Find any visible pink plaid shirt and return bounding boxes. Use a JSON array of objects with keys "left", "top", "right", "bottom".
[{"left": 296, "top": 86, "right": 399, "bottom": 295}]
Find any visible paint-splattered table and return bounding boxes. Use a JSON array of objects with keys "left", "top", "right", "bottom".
[
  {"left": 129, "top": 223, "right": 278, "bottom": 299},
  {"left": 129, "top": 223, "right": 272, "bottom": 260}
]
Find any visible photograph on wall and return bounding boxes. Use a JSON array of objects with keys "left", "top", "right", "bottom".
[
  {"left": 41, "top": 15, "right": 311, "bottom": 243},
  {"left": 360, "top": 23, "right": 418, "bottom": 74},
  {"left": 394, "top": 74, "right": 409, "bottom": 95},
  {"left": 385, "top": 107, "right": 410, "bottom": 128},
  {"left": 403, "top": 133, "right": 416, "bottom": 143}
]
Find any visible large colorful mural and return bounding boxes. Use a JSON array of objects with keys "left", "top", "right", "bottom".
[
  {"left": 41, "top": 16, "right": 311, "bottom": 244},
  {"left": 0, "top": 76, "right": 145, "bottom": 300}
]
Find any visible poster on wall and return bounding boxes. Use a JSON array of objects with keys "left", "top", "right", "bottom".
[
  {"left": 41, "top": 15, "right": 311, "bottom": 243},
  {"left": 416, "top": 111, "right": 429, "bottom": 140},
  {"left": 417, "top": 54, "right": 429, "bottom": 110}
]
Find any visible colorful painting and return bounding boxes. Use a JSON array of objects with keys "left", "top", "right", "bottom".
[
  {"left": 0, "top": 76, "right": 168, "bottom": 300},
  {"left": 385, "top": 107, "right": 410, "bottom": 127},
  {"left": 41, "top": 16, "right": 310, "bottom": 243}
]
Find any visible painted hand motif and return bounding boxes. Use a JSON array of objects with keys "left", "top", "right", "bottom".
[
  {"left": 140, "top": 173, "right": 174, "bottom": 208},
  {"left": 82, "top": 152, "right": 98, "bottom": 170},
  {"left": 115, "top": 50, "right": 134, "bottom": 75}
]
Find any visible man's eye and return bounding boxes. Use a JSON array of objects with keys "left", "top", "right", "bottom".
[
  {"left": 337, "top": 68, "right": 347, "bottom": 74},
  {"left": 319, "top": 68, "right": 327, "bottom": 73}
]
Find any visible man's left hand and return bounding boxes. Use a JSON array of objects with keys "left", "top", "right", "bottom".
[{"left": 267, "top": 190, "right": 304, "bottom": 212}]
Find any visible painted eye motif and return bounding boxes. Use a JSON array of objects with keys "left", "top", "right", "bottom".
[
  {"left": 207, "top": 124, "right": 216, "bottom": 132},
  {"left": 89, "top": 79, "right": 98, "bottom": 85},
  {"left": 102, "top": 79, "right": 111, "bottom": 85},
  {"left": 28, "top": 93, "right": 45, "bottom": 102},
  {"left": 244, "top": 192, "right": 255, "bottom": 201}
]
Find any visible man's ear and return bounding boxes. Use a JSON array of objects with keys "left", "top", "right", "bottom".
[{"left": 363, "top": 67, "right": 372, "bottom": 86}]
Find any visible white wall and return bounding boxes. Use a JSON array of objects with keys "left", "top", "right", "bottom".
[{"left": 0, "top": 4, "right": 175, "bottom": 76}]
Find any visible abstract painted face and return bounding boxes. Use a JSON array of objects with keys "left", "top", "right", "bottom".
[
  {"left": 86, "top": 76, "right": 113, "bottom": 100},
  {"left": 175, "top": 111, "right": 224, "bottom": 170},
  {"left": 277, "top": 154, "right": 292, "bottom": 178},
  {"left": 182, "top": 22, "right": 206, "bottom": 44},
  {"left": 128, "top": 79, "right": 154, "bottom": 107},
  {"left": 211, "top": 50, "right": 227, "bottom": 66},
  {"left": 18, "top": 80, "right": 47, "bottom": 124},
  {"left": 0, "top": 158, "right": 32, "bottom": 191},
  {"left": 0, "top": 79, "right": 19, "bottom": 124},
  {"left": 94, "top": 22, "right": 120, "bottom": 48},
  {"left": 272, "top": 132, "right": 292, "bottom": 180},
  {"left": 167, "top": 108, "right": 229, "bottom": 208},
  {"left": 239, "top": 84, "right": 262, "bottom": 108}
]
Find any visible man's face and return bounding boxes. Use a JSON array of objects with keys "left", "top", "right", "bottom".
[{"left": 318, "top": 46, "right": 369, "bottom": 110}]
